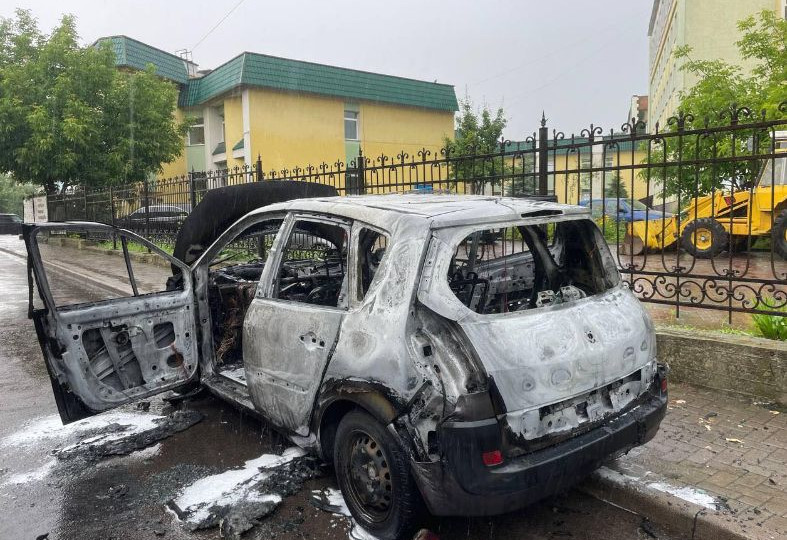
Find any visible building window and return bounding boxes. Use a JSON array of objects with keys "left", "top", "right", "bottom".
[
  {"left": 344, "top": 110, "right": 359, "bottom": 141},
  {"left": 187, "top": 117, "right": 205, "bottom": 146}
]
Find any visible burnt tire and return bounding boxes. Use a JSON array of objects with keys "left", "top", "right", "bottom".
[
  {"left": 334, "top": 410, "right": 420, "bottom": 540},
  {"left": 772, "top": 209, "right": 787, "bottom": 259},
  {"left": 681, "top": 218, "right": 728, "bottom": 258}
]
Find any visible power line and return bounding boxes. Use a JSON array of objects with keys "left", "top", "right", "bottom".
[{"left": 192, "top": 0, "right": 247, "bottom": 51}]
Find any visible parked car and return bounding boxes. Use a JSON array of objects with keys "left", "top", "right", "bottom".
[
  {"left": 579, "top": 198, "right": 673, "bottom": 222},
  {"left": 0, "top": 213, "right": 23, "bottom": 234},
  {"left": 116, "top": 204, "right": 190, "bottom": 232},
  {"left": 24, "top": 188, "right": 667, "bottom": 539}
]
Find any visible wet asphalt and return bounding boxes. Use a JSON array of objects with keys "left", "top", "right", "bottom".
[{"left": 0, "top": 237, "right": 683, "bottom": 540}]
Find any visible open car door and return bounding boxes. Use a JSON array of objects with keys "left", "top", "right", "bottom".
[{"left": 24, "top": 222, "right": 199, "bottom": 424}]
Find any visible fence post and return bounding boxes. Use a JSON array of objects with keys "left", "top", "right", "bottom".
[
  {"left": 143, "top": 179, "right": 150, "bottom": 240},
  {"left": 189, "top": 168, "right": 197, "bottom": 210},
  {"left": 538, "top": 112, "right": 549, "bottom": 196},
  {"left": 256, "top": 154, "right": 263, "bottom": 182},
  {"left": 109, "top": 185, "right": 117, "bottom": 250},
  {"left": 356, "top": 148, "right": 365, "bottom": 195}
]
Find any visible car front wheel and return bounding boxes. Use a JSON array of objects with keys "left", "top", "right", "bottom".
[{"left": 334, "top": 410, "right": 420, "bottom": 540}]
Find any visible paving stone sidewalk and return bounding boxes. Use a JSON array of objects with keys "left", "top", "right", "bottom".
[{"left": 607, "top": 382, "right": 787, "bottom": 539}]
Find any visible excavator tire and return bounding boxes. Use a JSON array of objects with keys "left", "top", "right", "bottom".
[
  {"left": 772, "top": 209, "right": 787, "bottom": 259},
  {"left": 681, "top": 218, "right": 728, "bottom": 258}
]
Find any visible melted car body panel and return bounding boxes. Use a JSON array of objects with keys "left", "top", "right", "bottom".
[{"left": 28, "top": 194, "right": 666, "bottom": 518}]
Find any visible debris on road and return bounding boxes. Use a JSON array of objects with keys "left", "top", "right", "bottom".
[
  {"left": 167, "top": 447, "right": 324, "bottom": 539},
  {"left": 54, "top": 410, "right": 203, "bottom": 461},
  {"left": 0, "top": 406, "right": 203, "bottom": 486}
]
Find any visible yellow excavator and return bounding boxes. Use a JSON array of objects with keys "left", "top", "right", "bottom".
[{"left": 626, "top": 134, "right": 787, "bottom": 258}]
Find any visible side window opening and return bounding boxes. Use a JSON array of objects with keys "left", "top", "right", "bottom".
[
  {"left": 33, "top": 228, "right": 179, "bottom": 309},
  {"left": 448, "top": 220, "right": 618, "bottom": 314},
  {"left": 207, "top": 219, "right": 283, "bottom": 369},
  {"left": 275, "top": 220, "right": 349, "bottom": 309},
  {"left": 357, "top": 227, "right": 389, "bottom": 299}
]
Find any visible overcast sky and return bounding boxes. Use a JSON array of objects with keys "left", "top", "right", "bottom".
[{"left": 4, "top": 0, "right": 653, "bottom": 138}]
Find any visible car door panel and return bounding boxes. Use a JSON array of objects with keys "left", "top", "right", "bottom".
[
  {"left": 240, "top": 214, "right": 349, "bottom": 435},
  {"left": 24, "top": 223, "right": 199, "bottom": 424},
  {"left": 243, "top": 300, "right": 344, "bottom": 433}
]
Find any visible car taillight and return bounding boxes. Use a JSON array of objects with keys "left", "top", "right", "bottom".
[
  {"left": 660, "top": 377, "right": 668, "bottom": 393},
  {"left": 482, "top": 449, "right": 503, "bottom": 467}
]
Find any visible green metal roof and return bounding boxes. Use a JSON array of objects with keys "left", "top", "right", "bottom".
[
  {"left": 232, "top": 139, "right": 244, "bottom": 151},
  {"left": 180, "top": 52, "right": 458, "bottom": 111},
  {"left": 97, "top": 36, "right": 190, "bottom": 84},
  {"left": 212, "top": 141, "right": 226, "bottom": 155},
  {"left": 100, "top": 36, "right": 458, "bottom": 112},
  {"left": 504, "top": 134, "right": 641, "bottom": 156}
]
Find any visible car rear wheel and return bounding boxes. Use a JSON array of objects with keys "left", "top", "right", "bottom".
[
  {"left": 334, "top": 410, "right": 419, "bottom": 540},
  {"left": 681, "top": 218, "right": 727, "bottom": 258}
]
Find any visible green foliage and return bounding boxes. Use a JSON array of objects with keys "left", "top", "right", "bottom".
[
  {"left": 96, "top": 239, "right": 174, "bottom": 255},
  {"left": 0, "top": 10, "right": 186, "bottom": 194},
  {"left": 445, "top": 99, "right": 509, "bottom": 193},
  {"left": 0, "top": 173, "right": 38, "bottom": 215},
  {"left": 751, "top": 296, "right": 787, "bottom": 340},
  {"left": 604, "top": 173, "right": 629, "bottom": 199},
  {"left": 594, "top": 215, "right": 627, "bottom": 245},
  {"left": 648, "top": 10, "right": 787, "bottom": 198}
]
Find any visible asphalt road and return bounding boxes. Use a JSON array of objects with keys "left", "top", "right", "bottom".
[{"left": 0, "top": 236, "right": 683, "bottom": 540}]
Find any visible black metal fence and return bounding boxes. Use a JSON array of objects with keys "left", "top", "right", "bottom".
[{"left": 46, "top": 102, "right": 787, "bottom": 323}]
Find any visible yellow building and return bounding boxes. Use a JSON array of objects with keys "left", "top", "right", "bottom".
[
  {"left": 100, "top": 36, "right": 457, "bottom": 186},
  {"left": 648, "top": 0, "right": 786, "bottom": 130},
  {"left": 550, "top": 136, "right": 649, "bottom": 206}
]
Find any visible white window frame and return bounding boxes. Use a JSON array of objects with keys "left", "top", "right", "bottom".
[
  {"left": 344, "top": 110, "right": 359, "bottom": 141},
  {"left": 187, "top": 117, "right": 205, "bottom": 146}
]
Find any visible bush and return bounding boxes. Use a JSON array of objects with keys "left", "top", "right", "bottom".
[
  {"left": 594, "top": 215, "right": 628, "bottom": 245},
  {"left": 752, "top": 296, "right": 787, "bottom": 340}
]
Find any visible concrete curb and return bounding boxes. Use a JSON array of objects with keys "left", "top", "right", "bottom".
[{"left": 579, "top": 467, "right": 754, "bottom": 540}]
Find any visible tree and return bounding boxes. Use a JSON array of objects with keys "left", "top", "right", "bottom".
[
  {"left": 604, "top": 172, "right": 629, "bottom": 200},
  {"left": 0, "top": 10, "right": 186, "bottom": 194},
  {"left": 0, "top": 173, "right": 38, "bottom": 215},
  {"left": 445, "top": 99, "right": 509, "bottom": 194},
  {"left": 650, "top": 10, "right": 787, "bottom": 198}
]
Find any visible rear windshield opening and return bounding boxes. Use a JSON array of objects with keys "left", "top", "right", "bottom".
[{"left": 447, "top": 219, "right": 619, "bottom": 314}]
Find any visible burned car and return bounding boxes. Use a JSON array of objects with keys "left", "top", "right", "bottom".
[{"left": 24, "top": 190, "right": 667, "bottom": 539}]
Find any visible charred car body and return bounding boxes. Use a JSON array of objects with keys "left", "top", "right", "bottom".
[{"left": 24, "top": 188, "right": 668, "bottom": 539}]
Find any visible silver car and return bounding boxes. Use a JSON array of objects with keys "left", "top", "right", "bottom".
[{"left": 24, "top": 193, "right": 667, "bottom": 540}]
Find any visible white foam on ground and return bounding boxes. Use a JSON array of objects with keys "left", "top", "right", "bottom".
[
  {"left": 1, "top": 411, "right": 163, "bottom": 448},
  {"left": 172, "top": 447, "right": 305, "bottom": 525},
  {"left": 646, "top": 481, "right": 717, "bottom": 509},
  {"left": 313, "top": 487, "right": 381, "bottom": 540},
  {"left": 2, "top": 459, "right": 56, "bottom": 486},
  {"left": 596, "top": 466, "right": 718, "bottom": 510}
]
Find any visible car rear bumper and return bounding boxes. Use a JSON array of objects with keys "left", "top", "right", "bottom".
[{"left": 410, "top": 389, "right": 667, "bottom": 516}]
